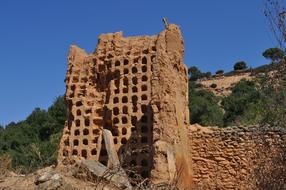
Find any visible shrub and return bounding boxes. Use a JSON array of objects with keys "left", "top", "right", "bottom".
[
  {"left": 234, "top": 61, "right": 247, "bottom": 71},
  {"left": 216, "top": 70, "right": 224, "bottom": 75}
]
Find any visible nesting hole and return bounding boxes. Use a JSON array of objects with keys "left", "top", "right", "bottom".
[
  {"left": 74, "top": 139, "right": 79, "bottom": 146},
  {"left": 83, "top": 139, "right": 88, "bottom": 145},
  {"left": 91, "top": 149, "right": 97, "bottom": 155},
  {"left": 83, "top": 128, "right": 89, "bottom": 135},
  {"left": 113, "top": 107, "right": 119, "bottom": 115},
  {"left": 81, "top": 150, "right": 87, "bottom": 159},
  {"left": 122, "top": 96, "right": 128, "bottom": 103}
]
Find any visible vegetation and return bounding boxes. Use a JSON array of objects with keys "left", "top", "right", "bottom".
[
  {"left": 189, "top": 81, "right": 224, "bottom": 127},
  {"left": 188, "top": 66, "right": 212, "bottom": 81},
  {"left": 215, "top": 70, "right": 224, "bottom": 75},
  {"left": 262, "top": 47, "right": 284, "bottom": 63},
  {"left": 234, "top": 61, "right": 247, "bottom": 71},
  {"left": 0, "top": 96, "right": 66, "bottom": 173}
]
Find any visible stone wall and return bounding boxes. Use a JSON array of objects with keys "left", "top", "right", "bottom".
[{"left": 189, "top": 124, "right": 286, "bottom": 189}]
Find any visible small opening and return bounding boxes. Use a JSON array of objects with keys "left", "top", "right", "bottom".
[
  {"left": 141, "top": 136, "right": 148, "bottom": 143},
  {"left": 141, "top": 159, "right": 148, "bottom": 167},
  {"left": 112, "top": 128, "right": 119, "bottom": 136},
  {"left": 93, "top": 129, "right": 100, "bottom": 135},
  {"left": 124, "top": 59, "right": 129, "bottom": 65},
  {"left": 114, "top": 138, "right": 118, "bottom": 144},
  {"left": 114, "top": 70, "right": 120, "bottom": 78},
  {"left": 122, "top": 96, "right": 128, "bottom": 103},
  {"left": 63, "top": 149, "right": 69, "bottom": 156},
  {"left": 72, "top": 149, "right": 78, "bottom": 156},
  {"left": 121, "top": 138, "right": 127, "bottom": 144},
  {"left": 81, "top": 150, "right": 87, "bottom": 159},
  {"left": 142, "top": 57, "right": 147, "bottom": 64},
  {"left": 141, "top": 94, "right": 148, "bottom": 101},
  {"left": 113, "top": 97, "right": 119, "bottom": 104},
  {"left": 83, "top": 139, "right": 88, "bottom": 145},
  {"left": 123, "top": 77, "right": 128, "bottom": 86},
  {"left": 64, "top": 139, "right": 69, "bottom": 146},
  {"left": 74, "top": 129, "right": 80, "bottom": 136},
  {"left": 142, "top": 75, "right": 148, "bottom": 82},
  {"left": 132, "top": 105, "right": 138, "bottom": 113},
  {"left": 141, "top": 125, "right": 148, "bottom": 133},
  {"left": 132, "top": 67, "right": 138, "bottom": 73},
  {"left": 77, "top": 110, "right": 81, "bottom": 116},
  {"left": 123, "top": 106, "right": 128, "bottom": 114},
  {"left": 113, "top": 117, "right": 119, "bottom": 125},
  {"left": 123, "top": 88, "right": 128, "bottom": 93},
  {"left": 83, "top": 128, "right": 89, "bottom": 135},
  {"left": 122, "top": 127, "right": 127, "bottom": 135},
  {"left": 85, "top": 109, "right": 92, "bottom": 114},
  {"left": 134, "top": 57, "right": 139, "bottom": 63},
  {"left": 115, "top": 60, "right": 120, "bottom": 67},
  {"left": 85, "top": 118, "right": 90, "bottom": 127},
  {"left": 124, "top": 68, "right": 129, "bottom": 74},
  {"left": 73, "top": 139, "right": 79, "bottom": 146},
  {"left": 142, "top": 65, "right": 147, "bottom": 72},
  {"left": 113, "top": 107, "right": 119, "bottom": 115},
  {"left": 132, "top": 86, "right": 138, "bottom": 93},
  {"left": 132, "top": 77, "right": 138, "bottom": 85},
  {"left": 75, "top": 119, "right": 80, "bottom": 127},
  {"left": 141, "top": 105, "right": 147, "bottom": 113},
  {"left": 142, "top": 115, "right": 148, "bottom": 123},
  {"left": 76, "top": 101, "right": 83, "bottom": 107},
  {"left": 114, "top": 89, "right": 120, "bottom": 94},
  {"left": 131, "top": 116, "right": 137, "bottom": 126},
  {"left": 91, "top": 149, "right": 97, "bottom": 155},
  {"left": 141, "top": 85, "right": 147, "bottom": 91},
  {"left": 71, "top": 85, "right": 76, "bottom": 91},
  {"left": 93, "top": 137, "right": 98, "bottom": 144},
  {"left": 152, "top": 46, "right": 156, "bottom": 51},
  {"left": 72, "top": 76, "right": 79, "bottom": 83},
  {"left": 132, "top": 95, "right": 138, "bottom": 104},
  {"left": 122, "top": 116, "right": 128, "bottom": 124}
]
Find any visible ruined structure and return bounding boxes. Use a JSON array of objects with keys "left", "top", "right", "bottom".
[{"left": 58, "top": 24, "right": 192, "bottom": 188}]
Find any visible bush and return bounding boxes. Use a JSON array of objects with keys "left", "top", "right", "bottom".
[
  {"left": 216, "top": 70, "right": 224, "bottom": 75},
  {"left": 234, "top": 61, "right": 247, "bottom": 71},
  {"left": 210, "top": 83, "right": 217, "bottom": 88}
]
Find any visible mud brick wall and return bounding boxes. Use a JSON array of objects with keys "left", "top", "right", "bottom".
[
  {"left": 58, "top": 24, "right": 191, "bottom": 187},
  {"left": 189, "top": 124, "right": 286, "bottom": 189}
]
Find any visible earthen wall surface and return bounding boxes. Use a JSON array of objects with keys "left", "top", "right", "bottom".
[{"left": 58, "top": 25, "right": 191, "bottom": 187}]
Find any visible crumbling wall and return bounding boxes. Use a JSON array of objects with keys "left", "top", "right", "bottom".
[
  {"left": 58, "top": 24, "right": 191, "bottom": 187},
  {"left": 189, "top": 124, "right": 286, "bottom": 189}
]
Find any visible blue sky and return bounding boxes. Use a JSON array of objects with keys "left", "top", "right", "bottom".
[{"left": 0, "top": 0, "right": 276, "bottom": 126}]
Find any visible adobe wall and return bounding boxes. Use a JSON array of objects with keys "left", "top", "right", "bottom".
[
  {"left": 189, "top": 124, "right": 286, "bottom": 189},
  {"left": 58, "top": 24, "right": 191, "bottom": 188}
]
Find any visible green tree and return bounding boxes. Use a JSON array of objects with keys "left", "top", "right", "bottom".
[
  {"left": 262, "top": 48, "right": 284, "bottom": 63},
  {"left": 234, "top": 61, "right": 247, "bottom": 71}
]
